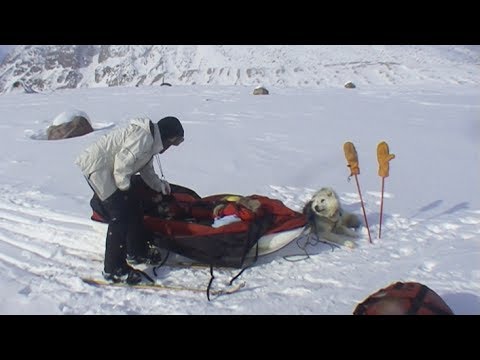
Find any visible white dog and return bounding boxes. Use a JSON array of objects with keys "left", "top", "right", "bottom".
[{"left": 303, "top": 187, "right": 361, "bottom": 248}]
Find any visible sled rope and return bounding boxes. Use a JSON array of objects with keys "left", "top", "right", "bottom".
[
  {"left": 151, "top": 252, "right": 239, "bottom": 301},
  {"left": 377, "top": 141, "right": 395, "bottom": 239},
  {"left": 228, "top": 240, "right": 260, "bottom": 286},
  {"left": 283, "top": 227, "right": 312, "bottom": 262},
  {"left": 152, "top": 250, "right": 171, "bottom": 277},
  {"left": 343, "top": 142, "right": 372, "bottom": 243},
  {"left": 207, "top": 265, "right": 215, "bottom": 301},
  {"left": 283, "top": 226, "right": 338, "bottom": 262}
]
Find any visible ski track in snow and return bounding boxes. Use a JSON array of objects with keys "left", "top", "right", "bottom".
[{"left": 0, "top": 185, "right": 479, "bottom": 314}]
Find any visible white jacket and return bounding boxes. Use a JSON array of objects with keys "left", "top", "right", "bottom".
[{"left": 75, "top": 117, "right": 170, "bottom": 201}]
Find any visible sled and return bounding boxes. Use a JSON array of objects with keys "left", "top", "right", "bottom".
[{"left": 91, "top": 176, "right": 307, "bottom": 268}]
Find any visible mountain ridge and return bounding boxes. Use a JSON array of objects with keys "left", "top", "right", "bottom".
[{"left": 1, "top": 45, "right": 478, "bottom": 93}]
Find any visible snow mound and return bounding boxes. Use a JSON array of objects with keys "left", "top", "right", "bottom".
[{"left": 52, "top": 110, "right": 91, "bottom": 126}]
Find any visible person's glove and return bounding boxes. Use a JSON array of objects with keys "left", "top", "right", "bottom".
[
  {"left": 377, "top": 141, "right": 395, "bottom": 178},
  {"left": 159, "top": 180, "right": 171, "bottom": 195},
  {"left": 343, "top": 142, "right": 360, "bottom": 176},
  {"left": 152, "top": 194, "right": 163, "bottom": 203}
]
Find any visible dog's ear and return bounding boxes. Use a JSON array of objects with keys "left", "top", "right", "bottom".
[{"left": 320, "top": 187, "right": 333, "bottom": 197}]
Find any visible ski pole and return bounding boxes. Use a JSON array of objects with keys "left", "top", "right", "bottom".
[
  {"left": 343, "top": 142, "right": 372, "bottom": 244},
  {"left": 377, "top": 141, "right": 395, "bottom": 239}
]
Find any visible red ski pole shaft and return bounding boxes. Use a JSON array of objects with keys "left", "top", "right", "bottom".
[
  {"left": 354, "top": 174, "right": 372, "bottom": 244},
  {"left": 377, "top": 141, "right": 395, "bottom": 240},
  {"left": 379, "top": 177, "right": 385, "bottom": 239}
]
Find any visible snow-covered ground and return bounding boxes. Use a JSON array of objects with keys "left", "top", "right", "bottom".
[{"left": 0, "top": 46, "right": 479, "bottom": 314}]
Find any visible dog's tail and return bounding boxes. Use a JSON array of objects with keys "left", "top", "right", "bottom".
[{"left": 343, "top": 212, "right": 361, "bottom": 229}]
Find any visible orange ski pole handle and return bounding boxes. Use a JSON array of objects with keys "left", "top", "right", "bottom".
[
  {"left": 377, "top": 141, "right": 395, "bottom": 178},
  {"left": 343, "top": 142, "right": 360, "bottom": 176}
]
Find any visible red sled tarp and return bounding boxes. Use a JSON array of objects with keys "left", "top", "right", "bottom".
[{"left": 91, "top": 176, "right": 307, "bottom": 268}]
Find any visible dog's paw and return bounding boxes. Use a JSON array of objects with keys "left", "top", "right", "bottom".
[{"left": 344, "top": 240, "right": 356, "bottom": 249}]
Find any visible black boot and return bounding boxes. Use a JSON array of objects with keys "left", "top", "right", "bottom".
[{"left": 103, "top": 264, "right": 144, "bottom": 285}]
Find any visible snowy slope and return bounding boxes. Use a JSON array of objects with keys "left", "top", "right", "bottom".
[{"left": 0, "top": 45, "right": 479, "bottom": 93}]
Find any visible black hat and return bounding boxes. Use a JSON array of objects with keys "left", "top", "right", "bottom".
[{"left": 157, "top": 116, "right": 184, "bottom": 140}]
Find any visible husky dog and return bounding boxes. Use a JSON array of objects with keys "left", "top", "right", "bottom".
[{"left": 303, "top": 187, "right": 361, "bottom": 248}]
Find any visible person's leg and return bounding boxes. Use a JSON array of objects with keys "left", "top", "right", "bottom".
[
  {"left": 125, "top": 181, "right": 162, "bottom": 265},
  {"left": 126, "top": 185, "right": 149, "bottom": 258},
  {"left": 102, "top": 190, "right": 130, "bottom": 274}
]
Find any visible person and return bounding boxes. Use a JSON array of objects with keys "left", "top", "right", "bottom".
[{"left": 75, "top": 116, "right": 185, "bottom": 284}]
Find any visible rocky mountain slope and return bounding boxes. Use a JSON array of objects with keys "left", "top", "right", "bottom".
[{"left": 0, "top": 45, "right": 478, "bottom": 93}]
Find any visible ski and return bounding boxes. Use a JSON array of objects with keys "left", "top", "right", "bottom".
[
  {"left": 81, "top": 277, "right": 245, "bottom": 296},
  {"left": 88, "top": 256, "right": 240, "bottom": 270},
  {"left": 154, "top": 261, "right": 242, "bottom": 271}
]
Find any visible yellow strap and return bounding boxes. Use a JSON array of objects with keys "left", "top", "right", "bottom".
[{"left": 221, "top": 195, "right": 242, "bottom": 202}]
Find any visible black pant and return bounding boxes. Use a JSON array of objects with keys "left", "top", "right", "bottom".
[{"left": 89, "top": 183, "right": 149, "bottom": 273}]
